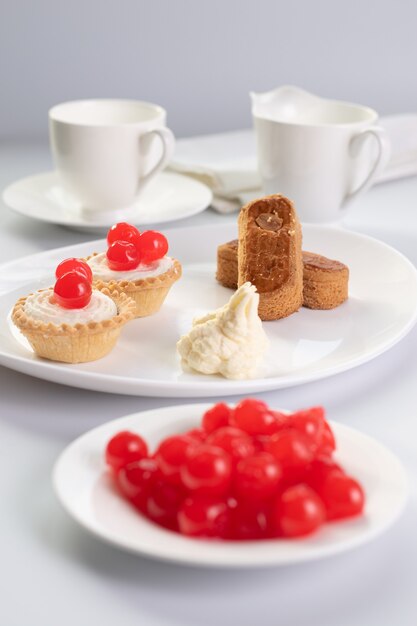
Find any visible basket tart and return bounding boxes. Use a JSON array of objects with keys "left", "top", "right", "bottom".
[
  {"left": 12, "top": 259, "right": 136, "bottom": 363},
  {"left": 87, "top": 223, "right": 182, "bottom": 318}
]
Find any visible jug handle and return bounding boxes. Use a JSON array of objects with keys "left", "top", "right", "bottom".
[{"left": 343, "top": 126, "right": 391, "bottom": 208}]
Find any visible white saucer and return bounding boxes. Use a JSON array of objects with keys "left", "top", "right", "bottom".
[
  {"left": 2, "top": 170, "right": 213, "bottom": 233},
  {"left": 1, "top": 223, "right": 417, "bottom": 397},
  {"left": 53, "top": 403, "right": 408, "bottom": 568}
]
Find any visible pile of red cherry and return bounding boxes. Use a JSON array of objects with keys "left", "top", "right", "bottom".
[
  {"left": 51, "top": 222, "right": 169, "bottom": 310},
  {"left": 105, "top": 222, "right": 168, "bottom": 272},
  {"left": 53, "top": 258, "right": 93, "bottom": 310},
  {"left": 105, "top": 399, "right": 365, "bottom": 540}
]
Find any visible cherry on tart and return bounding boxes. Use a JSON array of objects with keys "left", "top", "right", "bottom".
[
  {"left": 106, "top": 240, "right": 140, "bottom": 271},
  {"left": 55, "top": 258, "right": 93, "bottom": 283},
  {"left": 86, "top": 223, "right": 181, "bottom": 320},
  {"left": 53, "top": 270, "right": 92, "bottom": 309},
  {"left": 139, "top": 230, "right": 169, "bottom": 263},
  {"left": 104, "top": 400, "right": 366, "bottom": 541},
  {"left": 107, "top": 222, "right": 141, "bottom": 248}
]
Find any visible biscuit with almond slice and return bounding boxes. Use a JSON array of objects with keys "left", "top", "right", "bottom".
[
  {"left": 238, "top": 195, "right": 303, "bottom": 320},
  {"left": 217, "top": 242, "right": 349, "bottom": 310},
  {"left": 302, "top": 251, "right": 349, "bottom": 309}
]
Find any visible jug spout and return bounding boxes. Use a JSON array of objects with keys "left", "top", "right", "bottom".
[{"left": 250, "top": 85, "right": 322, "bottom": 123}]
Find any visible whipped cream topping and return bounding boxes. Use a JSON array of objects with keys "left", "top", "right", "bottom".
[
  {"left": 177, "top": 282, "right": 269, "bottom": 379},
  {"left": 24, "top": 289, "right": 117, "bottom": 326},
  {"left": 87, "top": 253, "right": 173, "bottom": 282}
]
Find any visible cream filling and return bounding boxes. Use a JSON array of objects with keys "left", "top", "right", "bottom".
[
  {"left": 24, "top": 289, "right": 117, "bottom": 326},
  {"left": 177, "top": 282, "right": 269, "bottom": 380},
  {"left": 87, "top": 253, "right": 173, "bottom": 282}
]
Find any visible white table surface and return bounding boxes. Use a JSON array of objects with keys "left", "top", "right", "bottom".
[{"left": 1, "top": 142, "right": 416, "bottom": 626}]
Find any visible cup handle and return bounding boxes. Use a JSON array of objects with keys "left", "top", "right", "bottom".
[
  {"left": 343, "top": 126, "right": 391, "bottom": 208},
  {"left": 139, "top": 127, "right": 175, "bottom": 187}
]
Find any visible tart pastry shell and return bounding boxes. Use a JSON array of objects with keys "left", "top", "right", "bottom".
[
  {"left": 12, "top": 288, "right": 136, "bottom": 364},
  {"left": 88, "top": 256, "right": 182, "bottom": 318}
]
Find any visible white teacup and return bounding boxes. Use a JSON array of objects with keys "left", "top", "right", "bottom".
[
  {"left": 251, "top": 86, "right": 391, "bottom": 223},
  {"left": 49, "top": 99, "right": 175, "bottom": 212}
]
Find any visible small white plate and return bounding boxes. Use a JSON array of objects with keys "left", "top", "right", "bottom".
[
  {"left": 1, "top": 223, "right": 417, "bottom": 397},
  {"left": 2, "top": 170, "right": 212, "bottom": 233},
  {"left": 53, "top": 403, "right": 408, "bottom": 568}
]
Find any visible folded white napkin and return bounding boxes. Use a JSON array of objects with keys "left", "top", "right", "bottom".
[{"left": 170, "top": 114, "right": 417, "bottom": 213}]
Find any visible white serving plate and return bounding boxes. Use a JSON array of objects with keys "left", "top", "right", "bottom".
[
  {"left": 1, "top": 223, "right": 417, "bottom": 397},
  {"left": 2, "top": 170, "right": 212, "bottom": 233},
  {"left": 53, "top": 403, "right": 408, "bottom": 568}
]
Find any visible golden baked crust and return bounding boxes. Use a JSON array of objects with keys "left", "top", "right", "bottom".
[
  {"left": 12, "top": 287, "right": 136, "bottom": 363},
  {"left": 302, "top": 251, "right": 349, "bottom": 309},
  {"left": 302, "top": 251, "right": 347, "bottom": 273},
  {"left": 87, "top": 255, "right": 182, "bottom": 318},
  {"left": 217, "top": 242, "right": 349, "bottom": 310},
  {"left": 12, "top": 287, "right": 135, "bottom": 335},
  {"left": 216, "top": 240, "right": 238, "bottom": 289},
  {"left": 238, "top": 195, "right": 303, "bottom": 320}
]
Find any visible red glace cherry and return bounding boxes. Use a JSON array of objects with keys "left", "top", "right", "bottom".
[
  {"left": 106, "top": 240, "right": 140, "bottom": 271},
  {"left": 154, "top": 434, "right": 197, "bottom": 486},
  {"left": 177, "top": 495, "right": 231, "bottom": 538},
  {"left": 234, "top": 452, "right": 282, "bottom": 501},
  {"left": 318, "top": 473, "right": 365, "bottom": 520},
  {"left": 105, "top": 431, "right": 148, "bottom": 472},
  {"left": 53, "top": 270, "right": 92, "bottom": 309},
  {"left": 103, "top": 401, "right": 366, "bottom": 541},
  {"left": 291, "top": 406, "right": 325, "bottom": 452},
  {"left": 107, "top": 222, "right": 141, "bottom": 248},
  {"left": 231, "top": 398, "right": 279, "bottom": 436},
  {"left": 180, "top": 444, "right": 232, "bottom": 497},
  {"left": 139, "top": 231, "right": 168, "bottom": 264},
  {"left": 265, "top": 430, "right": 314, "bottom": 470},
  {"left": 317, "top": 420, "right": 336, "bottom": 456},
  {"left": 202, "top": 403, "right": 232, "bottom": 434},
  {"left": 275, "top": 484, "right": 326, "bottom": 538},
  {"left": 55, "top": 258, "right": 93, "bottom": 283},
  {"left": 116, "top": 458, "right": 159, "bottom": 509},
  {"left": 206, "top": 426, "right": 255, "bottom": 466}
]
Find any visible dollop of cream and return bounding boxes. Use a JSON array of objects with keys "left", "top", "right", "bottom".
[
  {"left": 24, "top": 289, "right": 117, "bottom": 326},
  {"left": 87, "top": 253, "right": 173, "bottom": 282},
  {"left": 177, "top": 282, "right": 269, "bottom": 379}
]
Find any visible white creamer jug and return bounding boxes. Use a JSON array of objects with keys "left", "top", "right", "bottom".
[{"left": 251, "top": 86, "right": 390, "bottom": 223}]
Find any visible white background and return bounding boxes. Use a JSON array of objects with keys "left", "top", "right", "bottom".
[{"left": 0, "top": 0, "right": 416, "bottom": 139}]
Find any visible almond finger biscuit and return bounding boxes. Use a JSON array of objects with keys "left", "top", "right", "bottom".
[
  {"left": 238, "top": 195, "right": 303, "bottom": 320},
  {"left": 216, "top": 242, "right": 349, "bottom": 310},
  {"left": 216, "top": 239, "right": 239, "bottom": 289},
  {"left": 302, "top": 251, "right": 349, "bottom": 309}
]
